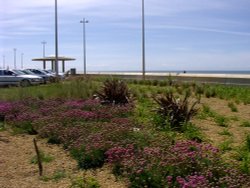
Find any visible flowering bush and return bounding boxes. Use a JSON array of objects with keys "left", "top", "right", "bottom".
[
  {"left": 174, "top": 175, "right": 210, "bottom": 187},
  {"left": 38, "top": 123, "right": 65, "bottom": 144},
  {"left": 105, "top": 141, "right": 250, "bottom": 187},
  {"left": 0, "top": 101, "right": 13, "bottom": 115},
  {"left": 1, "top": 97, "right": 250, "bottom": 187},
  {"left": 1, "top": 98, "right": 135, "bottom": 169},
  {"left": 3, "top": 98, "right": 133, "bottom": 133},
  {"left": 168, "top": 141, "right": 220, "bottom": 175},
  {"left": 64, "top": 99, "right": 100, "bottom": 110}
]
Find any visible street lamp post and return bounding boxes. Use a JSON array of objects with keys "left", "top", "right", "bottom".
[
  {"left": 55, "top": 0, "right": 59, "bottom": 76},
  {"left": 80, "top": 18, "right": 89, "bottom": 75},
  {"left": 21, "top": 53, "right": 24, "bottom": 69},
  {"left": 142, "top": 0, "right": 145, "bottom": 80},
  {"left": 41, "top": 41, "right": 47, "bottom": 69},
  {"left": 13, "top": 48, "right": 17, "bottom": 69},
  {"left": 2, "top": 55, "right": 5, "bottom": 69},
  {"left": 41, "top": 41, "right": 47, "bottom": 57}
]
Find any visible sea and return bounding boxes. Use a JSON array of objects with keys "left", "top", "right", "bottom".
[{"left": 87, "top": 70, "right": 250, "bottom": 75}]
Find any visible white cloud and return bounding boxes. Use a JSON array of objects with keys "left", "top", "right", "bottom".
[
  {"left": 1, "top": 0, "right": 250, "bottom": 71},
  {"left": 151, "top": 25, "right": 250, "bottom": 37}
]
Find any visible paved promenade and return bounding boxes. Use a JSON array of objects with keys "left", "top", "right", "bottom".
[{"left": 88, "top": 72, "right": 250, "bottom": 86}]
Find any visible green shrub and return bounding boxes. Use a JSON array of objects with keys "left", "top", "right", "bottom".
[
  {"left": 241, "top": 121, "right": 250, "bottom": 127},
  {"left": 12, "top": 122, "right": 37, "bottom": 135},
  {"left": 129, "top": 170, "right": 165, "bottom": 188},
  {"left": 235, "top": 134, "right": 250, "bottom": 174},
  {"left": 230, "top": 116, "right": 239, "bottom": 121},
  {"left": 240, "top": 154, "right": 250, "bottom": 174},
  {"left": 218, "top": 129, "right": 233, "bottom": 136},
  {"left": 159, "top": 80, "right": 167, "bottom": 87},
  {"left": 41, "top": 169, "right": 67, "bottom": 182},
  {"left": 205, "top": 87, "right": 216, "bottom": 98},
  {"left": 246, "top": 135, "right": 250, "bottom": 152},
  {"left": 183, "top": 123, "right": 204, "bottom": 142},
  {"left": 47, "top": 135, "right": 61, "bottom": 144},
  {"left": 219, "top": 139, "right": 233, "bottom": 152},
  {"left": 138, "top": 79, "right": 146, "bottom": 85},
  {"left": 145, "top": 80, "right": 152, "bottom": 85},
  {"left": 228, "top": 102, "right": 238, "bottom": 112},
  {"left": 70, "top": 176, "right": 100, "bottom": 188},
  {"left": 215, "top": 115, "right": 229, "bottom": 127},
  {"left": 51, "top": 169, "right": 66, "bottom": 181},
  {"left": 70, "top": 147, "right": 105, "bottom": 169},
  {"left": 154, "top": 91, "right": 198, "bottom": 131},
  {"left": 176, "top": 86, "right": 183, "bottom": 95},
  {"left": 166, "top": 75, "right": 174, "bottom": 86},
  {"left": 197, "top": 105, "right": 216, "bottom": 119},
  {"left": 152, "top": 80, "right": 159, "bottom": 86},
  {"left": 132, "top": 79, "right": 138, "bottom": 85},
  {"left": 241, "top": 135, "right": 250, "bottom": 173},
  {"left": 0, "top": 122, "right": 5, "bottom": 131},
  {"left": 31, "top": 151, "right": 54, "bottom": 164},
  {"left": 194, "top": 84, "right": 204, "bottom": 97}
]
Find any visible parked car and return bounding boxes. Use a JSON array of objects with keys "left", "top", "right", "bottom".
[
  {"left": 25, "top": 69, "right": 53, "bottom": 83},
  {"left": 0, "top": 69, "right": 43, "bottom": 87},
  {"left": 43, "top": 70, "right": 65, "bottom": 79},
  {"left": 19, "top": 69, "right": 37, "bottom": 75}
]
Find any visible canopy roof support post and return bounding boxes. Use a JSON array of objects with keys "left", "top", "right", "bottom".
[
  {"left": 51, "top": 60, "right": 55, "bottom": 71},
  {"left": 43, "top": 60, "right": 46, "bottom": 70},
  {"left": 62, "top": 60, "right": 65, "bottom": 73}
]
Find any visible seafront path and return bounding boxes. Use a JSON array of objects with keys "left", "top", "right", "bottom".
[{"left": 87, "top": 72, "right": 250, "bottom": 86}]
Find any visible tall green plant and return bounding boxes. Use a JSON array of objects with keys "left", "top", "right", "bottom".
[
  {"left": 154, "top": 92, "right": 198, "bottom": 131},
  {"left": 96, "top": 79, "right": 131, "bottom": 105}
]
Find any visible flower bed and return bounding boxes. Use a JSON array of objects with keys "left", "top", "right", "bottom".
[{"left": 1, "top": 98, "right": 250, "bottom": 187}]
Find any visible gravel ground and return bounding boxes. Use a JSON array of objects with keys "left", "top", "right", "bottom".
[{"left": 0, "top": 131, "right": 127, "bottom": 188}]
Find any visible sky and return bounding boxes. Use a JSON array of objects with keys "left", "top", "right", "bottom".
[{"left": 1, "top": 0, "right": 250, "bottom": 72}]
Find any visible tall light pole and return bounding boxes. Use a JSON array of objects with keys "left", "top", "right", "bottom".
[
  {"left": 41, "top": 41, "right": 47, "bottom": 57},
  {"left": 142, "top": 0, "right": 146, "bottom": 80},
  {"left": 13, "top": 48, "right": 17, "bottom": 69},
  {"left": 2, "top": 55, "right": 5, "bottom": 69},
  {"left": 21, "top": 53, "right": 24, "bottom": 69},
  {"left": 80, "top": 18, "right": 89, "bottom": 75},
  {"left": 55, "top": 0, "right": 59, "bottom": 75}
]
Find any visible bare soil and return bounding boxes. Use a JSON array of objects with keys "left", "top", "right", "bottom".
[
  {"left": 194, "top": 97, "right": 250, "bottom": 149},
  {"left": 0, "top": 131, "right": 127, "bottom": 188}
]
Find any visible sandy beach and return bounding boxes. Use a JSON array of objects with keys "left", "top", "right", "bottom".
[{"left": 86, "top": 72, "right": 250, "bottom": 86}]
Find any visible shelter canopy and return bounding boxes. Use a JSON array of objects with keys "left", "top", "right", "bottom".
[{"left": 32, "top": 56, "right": 75, "bottom": 72}]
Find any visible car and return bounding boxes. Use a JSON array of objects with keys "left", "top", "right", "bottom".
[
  {"left": 43, "top": 69, "right": 65, "bottom": 79},
  {"left": 0, "top": 69, "right": 43, "bottom": 87},
  {"left": 19, "top": 69, "right": 37, "bottom": 75},
  {"left": 25, "top": 69, "right": 53, "bottom": 83}
]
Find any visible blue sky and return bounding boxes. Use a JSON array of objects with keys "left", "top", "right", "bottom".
[{"left": 1, "top": 0, "right": 250, "bottom": 72}]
